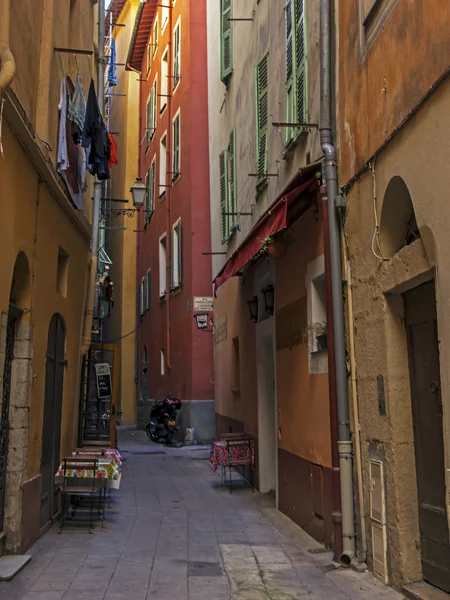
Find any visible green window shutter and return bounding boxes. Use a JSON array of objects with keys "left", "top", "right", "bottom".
[
  {"left": 150, "top": 83, "right": 156, "bottom": 139},
  {"left": 150, "top": 161, "right": 155, "bottom": 213},
  {"left": 228, "top": 129, "right": 237, "bottom": 233},
  {"left": 173, "top": 114, "right": 180, "bottom": 177},
  {"left": 219, "top": 149, "right": 229, "bottom": 243},
  {"left": 173, "top": 24, "right": 180, "bottom": 89},
  {"left": 285, "top": 0, "right": 295, "bottom": 143},
  {"left": 145, "top": 168, "right": 150, "bottom": 223},
  {"left": 255, "top": 55, "right": 269, "bottom": 180},
  {"left": 146, "top": 96, "right": 151, "bottom": 151},
  {"left": 220, "top": 0, "right": 233, "bottom": 81},
  {"left": 154, "top": 19, "right": 158, "bottom": 56},
  {"left": 295, "top": 0, "right": 307, "bottom": 124}
]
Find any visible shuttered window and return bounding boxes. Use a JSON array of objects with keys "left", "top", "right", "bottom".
[
  {"left": 173, "top": 20, "right": 181, "bottom": 90},
  {"left": 219, "top": 149, "right": 229, "bottom": 244},
  {"left": 255, "top": 55, "right": 269, "bottom": 182},
  {"left": 172, "top": 113, "right": 180, "bottom": 180},
  {"left": 145, "top": 159, "right": 156, "bottom": 225},
  {"left": 170, "top": 219, "right": 182, "bottom": 290},
  {"left": 228, "top": 129, "right": 237, "bottom": 235},
  {"left": 220, "top": 0, "right": 233, "bottom": 81},
  {"left": 285, "top": 0, "right": 308, "bottom": 143},
  {"left": 146, "top": 270, "right": 151, "bottom": 310},
  {"left": 139, "top": 279, "right": 144, "bottom": 316},
  {"left": 145, "top": 81, "right": 157, "bottom": 150}
]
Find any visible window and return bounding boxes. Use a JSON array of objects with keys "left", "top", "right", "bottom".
[
  {"left": 159, "top": 133, "right": 167, "bottom": 197},
  {"left": 145, "top": 158, "right": 156, "bottom": 224},
  {"left": 220, "top": 0, "right": 233, "bottom": 81},
  {"left": 57, "top": 247, "right": 69, "bottom": 297},
  {"left": 143, "top": 275, "right": 148, "bottom": 312},
  {"left": 173, "top": 19, "right": 181, "bottom": 90},
  {"left": 145, "top": 81, "right": 157, "bottom": 151},
  {"left": 146, "top": 270, "right": 151, "bottom": 309},
  {"left": 362, "top": 0, "right": 399, "bottom": 47},
  {"left": 306, "top": 255, "right": 328, "bottom": 374},
  {"left": 160, "top": 48, "right": 169, "bottom": 113},
  {"left": 172, "top": 112, "right": 180, "bottom": 180},
  {"left": 159, "top": 233, "right": 167, "bottom": 298},
  {"left": 153, "top": 16, "right": 159, "bottom": 56},
  {"left": 139, "top": 278, "right": 144, "bottom": 315},
  {"left": 255, "top": 55, "right": 269, "bottom": 184},
  {"left": 161, "top": 3, "right": 169, "bottom": 32},
  {"left": 219, "top": 128, "right": 237, "bottom": 244},
  {"left": 147, "top": 43, "right": 152, "bottom": 77},
  {"left": 161, "top": 348, "right": 165, "bottom": 375},
  {"left": 285, "top": 0, "right": 307, "bottom": 144},
  {"left": 170, "top": 219, "right": 182, "bottom": 290}
]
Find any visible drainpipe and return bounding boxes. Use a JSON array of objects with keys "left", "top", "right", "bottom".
[
  {"left": 82, "top": 0, "right": 106, "bottom": 353},
  {"left": 320, "top": 0, "right": 356, "bottom": 565},
  {"left": 321, "top": 187, "right": 343, "bottom": 561},
  {"left": 0, "top": 0, "right": 16, "bottom": 91}
]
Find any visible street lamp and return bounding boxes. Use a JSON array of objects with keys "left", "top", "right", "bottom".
[
  {"left": 262, "top": 284, "right": 275, "bottom": 316},
  {"left": 130, "top": 177, "right": 146, "bottom": 210},
  {"left": 247, "top": 296, "right": 258, "bottom": 323}
]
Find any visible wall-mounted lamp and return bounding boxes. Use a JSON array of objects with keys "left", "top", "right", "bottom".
[
  {"left": 193, "top": 312, "right": 214, "bottom": 332},
  {"left": 262, "top": 284, "right": 275, "bottom": 316},
  {"left": 130, "top": 177, "right": 146, "bottom": 210},
  {"left": 247, "top": 296, "right": 259, "bottom": 323}
]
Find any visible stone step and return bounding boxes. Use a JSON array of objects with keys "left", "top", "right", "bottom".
[
  {"left": 403, "top": 582, "right": 450, "bottom": 600},
  {"left": 0, "top": 555, "right": 32, "bottom": 581}
]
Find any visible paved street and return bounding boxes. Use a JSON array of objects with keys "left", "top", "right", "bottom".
[{"left": 0, "top": 431, "right": 404, "bottom": 600}]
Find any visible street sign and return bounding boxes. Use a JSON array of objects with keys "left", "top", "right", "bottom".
[
  {"left": 193, "top": 296, "right": 214, "bottom": 312},
  {"left": 95, "top": 363, "right": 112, "bottom": 399}
]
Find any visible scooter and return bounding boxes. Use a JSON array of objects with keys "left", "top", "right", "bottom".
[{"left": 146, "top": 396, "right": 182, "bottom": 444}]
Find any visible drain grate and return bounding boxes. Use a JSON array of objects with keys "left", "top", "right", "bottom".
[{"left": 187, "top": 562, "right": 223, "bottom": 577}]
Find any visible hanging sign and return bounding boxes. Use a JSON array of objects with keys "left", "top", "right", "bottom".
[
  {"left": 95, "top": 363, "right": 112, "bottom": 399},
  {"left": 193, "top": 296, "right": 214, "bottom": 312}
]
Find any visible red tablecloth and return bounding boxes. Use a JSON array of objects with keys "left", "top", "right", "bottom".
[{"left": 209, "top": 440, "right": 255, "bottom": 473}]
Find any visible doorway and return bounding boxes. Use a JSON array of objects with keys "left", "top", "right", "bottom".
[
  {"left": 40, "top": 314, "right": 66, "bottom": 528},
  {"left": 404, "top": 281, "right": 450, "bottom": 592},
  {"left": 256, "top": 330, "right": 277, "bottom": 495}
]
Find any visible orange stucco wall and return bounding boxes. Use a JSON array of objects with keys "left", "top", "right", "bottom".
[
  {"left": 338, "top": 0, "right": 450, "bottom": 184},
  {"left": 275, "top": 210, "right": 331, "bottom": 468}
]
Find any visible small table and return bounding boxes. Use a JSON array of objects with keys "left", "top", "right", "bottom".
[
  {"left": 55, "top": 456, "right": 122, "bottom": 489},
  {"left": 209, "top": 439, "right": 255, "bottom": 493}
]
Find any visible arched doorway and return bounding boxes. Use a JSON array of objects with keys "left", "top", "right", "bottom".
[
  {"left": 0, "top": 252, "right": 31, "bottom": 532},
  {"left": 40, "top": 314, "right": 66, "bottom": 528}
]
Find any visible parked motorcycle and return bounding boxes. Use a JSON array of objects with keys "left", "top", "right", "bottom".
[{"left": 146, "top": 396, "right": 182, "bottom": 444}]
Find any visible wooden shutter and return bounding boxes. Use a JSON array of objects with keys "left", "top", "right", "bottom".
[
  {"left": 177, "top": 221, "right": 182, "bottom": 286},
  {"left": 153, "top": 18, "right": 158, "bottom": 56},
  {"left": 228, "top": 129, "right": 237, "bottom": 234},
  {"left": 146, "top": 271, "right": 151, "bottom": 309},
  {"left": 170, "top": 228, "right": 174, "bottom": 289},
  {"left": 256, "top": 55, "right": 269, "bottom": 179},
  {"left": 145, "top": 169, "right": 150, "bottom": 223},
  {"left": 146, "top": 96, "right": 151, "bottom": 151},
  {"left": 219, "top": 150, "right": 229, "bottom": 243},
  {"left": 220, "top": 0, "right": 233, "bottom": 81},
  {"left": 151, "top": 82, "right": 157, "bottom": 137},
  {"left": 173, "top": 23, "right": 180, "bottom": 89},
  {"left": 143, "top": 276, "right": 148, "bottom": 312},
  {"left": 149, "top": 161, "right": 155, "bottom": 213},
  {"left": 173, "top": 114, "right": 180, "bottom": 177},
  {"left": 294, "top": 0, "right": 307, "bottom": 123},
  {"left": 285, "top": 0, "right": 295, "bottom": 142}
]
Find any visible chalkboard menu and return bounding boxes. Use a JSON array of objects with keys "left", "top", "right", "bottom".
[{"left": 95, "top": 363, "right": 112, "bottom": 399}]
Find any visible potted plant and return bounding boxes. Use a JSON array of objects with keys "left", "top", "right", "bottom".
[{"left": 261, "top": 231, "right": 293, "bottom": 259}]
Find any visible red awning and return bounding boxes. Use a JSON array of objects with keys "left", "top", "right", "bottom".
[{"left": 213, "top": 176, "right": 318, "bottom": 293}]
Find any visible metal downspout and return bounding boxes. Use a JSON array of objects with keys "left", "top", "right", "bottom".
[
  {"left": 82, "top": 0, "right": 106, "bottom": 352},
  {"left": 319, "top": 0, "right": 356, "bottom": 564},
  {"left": 0, "top": 0, "right": 16, "bottom": 92}
]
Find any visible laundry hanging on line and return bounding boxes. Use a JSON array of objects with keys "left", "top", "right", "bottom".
[{"left": 82, "top": 78, "right": 111, "bottom": 181}]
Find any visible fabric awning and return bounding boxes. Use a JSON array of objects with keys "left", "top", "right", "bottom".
[{"left": 213, "top": 175, "right": 318, "bottom": 293}]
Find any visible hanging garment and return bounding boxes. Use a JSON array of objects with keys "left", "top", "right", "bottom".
[
  {"left": 108, "top": 38, "right": 117, "bottom": 87},
  {"left": 57, "top": 78, "right": 69, "bottom": 173},
  {"left": 82, "top": 79, "right": 110, "bottom": 180},
  {"left": 108, "top": 133, "right": 119, "bottom": 168},
  {"left": 68, "top": 73, "right": 86, "bottom": 131}
]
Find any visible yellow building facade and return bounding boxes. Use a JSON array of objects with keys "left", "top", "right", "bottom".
[
  {"left": 102, "top": 0, "right": 139, "bottom": 426},
  {"left": 0, "top": 0, "right": 96, "bottom": 553}
]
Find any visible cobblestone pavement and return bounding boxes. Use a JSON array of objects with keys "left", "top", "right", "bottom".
[{"left": 0, "top": 430, "right": 405, "bottom": 600}]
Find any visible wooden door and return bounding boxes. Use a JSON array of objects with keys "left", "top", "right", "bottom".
[
  {"left": 40, "top": 314, "right": 65, "bottom": 528},
  {"left": 404, "top": 281, "right": 450, "bottom": 592}
]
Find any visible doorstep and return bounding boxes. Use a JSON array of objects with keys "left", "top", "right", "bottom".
[
  {"left": 0, "top": 555, "right": 31, "bottom": 581},
  {"left": 403, "top": 582, "right": 450, "bottom": 600}
]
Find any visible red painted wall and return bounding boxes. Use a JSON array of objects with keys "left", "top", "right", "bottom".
[{"left": 137, "top": 0, "right": 213, "bottom": 402}]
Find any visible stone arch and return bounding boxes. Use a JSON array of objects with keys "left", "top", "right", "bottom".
[
  {"left": 379, "top": 176, "right": 420, "bottom": 258},
  {"left": 9, "top": 251, "right": 31, "bottom": 314}
]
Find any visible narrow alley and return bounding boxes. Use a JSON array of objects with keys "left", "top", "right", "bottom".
[{"left": 1, "top": 431, "right": 403, "bottom": 600}]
